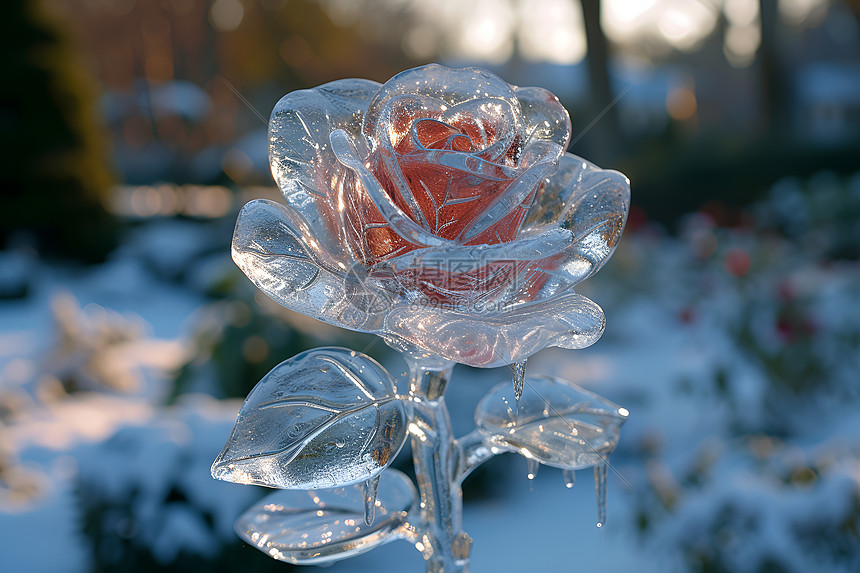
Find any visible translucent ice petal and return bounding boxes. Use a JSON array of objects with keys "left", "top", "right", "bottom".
[
  {"left": 437, "top": 97, "right": 518, "bottom": 161},
  {"left": 231, "top": 199, "right": 325, "bottom": 283},
  {"left": 512, "top": 85, "right": 572, "bottom": 151},
  {"left": 212, "top": 347, "right": 408, "bottom": 489},
  {"left": 474, "top": 375, "right": 628, "bottom": 470},
  {"left": 524, "top": 154, "right": 631, "bottom": 295},
  {"left": 385, "top": 292, "right": 606, "bottom": 368},
  {"left": 232, "top": 199, "right": 388, "bottom": 333},
  {"left": 233, "top": 199, "right": 608, "bottom": 368},
  {"left": 269, "top": 78, "right": 382, "bottom": 261},
  {"left": 331, "top": 128, "right": 453, "bottom": 247},
  {"left": 459, "top": 146, "right": 559, "bottom": 243},
  {"left": 235, "top": 468, "right": 416, "bottom": 565},
  {"left": 363, "top": 64, "right": 521, "bottom": 144},
  {"left": 371, "top": 93, "right": 450, "bottom": 226},
  {"left": 374, "top": 227, "right": 571, "bottom": 273}
]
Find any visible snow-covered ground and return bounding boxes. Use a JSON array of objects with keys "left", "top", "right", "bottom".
[{"left": 2, "top": 174, "right": 859, "bottom": 572}]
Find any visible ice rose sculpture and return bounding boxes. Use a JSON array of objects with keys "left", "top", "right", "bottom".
[{"left": 213, "top": 65, "right": 631, "bottom": 572}]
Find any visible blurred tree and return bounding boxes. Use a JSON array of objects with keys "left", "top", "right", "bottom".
[
  {"left": 0, "top": 0, "right": 118, "bottom": 263},
  {"left": 758, "top": 0, "right": 790, "bottom": 134},
  {"left": 577, "top": 0, "right": 620, "bottom": 162},
  {"left": 847, "top": 0, "right": 860, "bottom": 37}
]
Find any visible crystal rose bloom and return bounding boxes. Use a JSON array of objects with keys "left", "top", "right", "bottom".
[{"left": 232, "top": 64, "right": 630, "bottom": 367}]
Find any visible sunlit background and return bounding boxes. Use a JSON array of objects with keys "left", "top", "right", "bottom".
[{"left": 2, "top": 0, "right": 860, "bottom": 571}]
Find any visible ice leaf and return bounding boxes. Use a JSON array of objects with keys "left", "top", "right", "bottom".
[
  {"left": 474, "top": 375, "right": 628, "bottom": 470},
  {"left": 212, "top": 347, "right": 408, "bottom": 489},
  {"left": 235, "top": 468, "right": 416, "bottom": 565}
]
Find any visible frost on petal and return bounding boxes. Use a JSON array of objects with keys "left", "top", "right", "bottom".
[
  {"left": 235, "top": 469, "right": 415, "bottom": 565},
  {"left": 231, "top": 200, "right": 391, "bottom": 333},
  {"left": 269, "top": 78, "right": 382, "bottom": 261},
  {"left": 212, "top": 348, "right": 408, "bottom": 489},
  {"left": 475, "top": 375, "right": 628, "bottom": 470},
  {"left": 384, "top": 292, "right": 605, "bottom": 368}
]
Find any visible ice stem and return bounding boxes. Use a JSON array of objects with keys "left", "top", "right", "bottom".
[{"left": 406, "top": 357, "right": 471, "bottom": 573}]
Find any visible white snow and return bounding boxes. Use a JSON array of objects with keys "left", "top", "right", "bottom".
[{"left": 2, "top": 177, "right": 860, "bottom": 572}]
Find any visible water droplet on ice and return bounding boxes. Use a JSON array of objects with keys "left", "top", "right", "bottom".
[
  {"left": 363, "top": 475, "right": 379, "bottom": 526},
  {"left": 594, "top": 460, "right": 608, "bottom": 527},
  {"left": 563, "top": 469, "right": 576, "bottom": 488},
  {"left": 526, "top": 458, "right": 539, "bottom": 480}
]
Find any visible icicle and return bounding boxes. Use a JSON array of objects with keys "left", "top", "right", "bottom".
[
  {"left": 563, "top": 468, "right": 576, "bottom": 488},
  {"left": 526, "top": 458, "right": 539, "bottom": 480},
  {"left": 594, "top": 460, "right": 608, "bottom": 527},
  {"left": 363, "top": 475, "right": 380, "bottom": 526},
  {"left": 511, "top": 359, "right": 527, "bottom": 416}
]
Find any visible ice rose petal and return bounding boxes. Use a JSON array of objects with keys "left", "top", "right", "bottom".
[
  {"left": 384, "top": 293, "right": 606, "bottom": 368},
  {"left": 368, "top": 93, "right": 528, "bottom": 245},
  {"left": 437, "top": 98, "right": 519, "bottom": 162},
  {"left": 524, "top": 154, "right": 631, "bottom": 297},
  {"left": 232, "top": 200, "right": 388, "bottom": 332},
  {"left": 270, "top": 78, "right": 382, "bottom": 261},
  {"left": 376, "top": 227, "right": 571, "bottom": 274},
  {"left": 232, "top": 202, "right": 605, "bottom": 367},
  {"left": 460, "top": 141, "right": 561, "bottom": 244},
  {"left": 363, "top": 64, "right": 521, "bottom": 142},
  {"left": 330, "top": 129, "right": 455, "bottom": 249},
  {"left": 370, "top": 94, "right": 447, "bottom": 228},
  {"left": 513, "top": 86, "right": 572, "bottom": 151},
  {"left": 387, "top": 145, "right": 526, "bottom": 242}
]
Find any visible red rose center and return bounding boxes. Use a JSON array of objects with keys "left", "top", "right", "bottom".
[
  {"left": 411, "top": 119, "right": 477, "bottom": 153},
  {"left": 343, "top": 104, "right": 547, "bottom": 307}
]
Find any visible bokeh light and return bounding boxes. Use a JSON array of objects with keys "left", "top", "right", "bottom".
[{"left": 210, "top": 0, "right": 245, "bottom": 32}]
